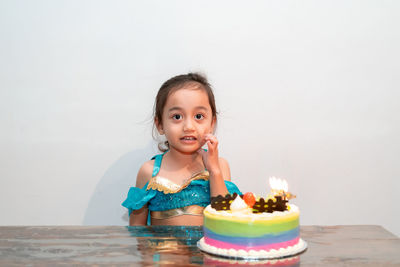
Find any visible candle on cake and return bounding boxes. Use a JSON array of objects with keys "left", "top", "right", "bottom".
[{"left": 269, "top": 176, "right": 296, "bottom": 200}]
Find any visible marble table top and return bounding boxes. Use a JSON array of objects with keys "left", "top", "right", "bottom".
[{"left": 0, "top": 225, "right": 399, "bottom": 266}]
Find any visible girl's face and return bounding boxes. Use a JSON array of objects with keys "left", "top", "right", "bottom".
[{"left": 156, "top": 85, "right": 216, "bottom": 155}]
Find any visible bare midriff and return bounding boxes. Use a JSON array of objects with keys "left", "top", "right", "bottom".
[{"left": 151, "top": 214, "right": 203, "bottom": 226}]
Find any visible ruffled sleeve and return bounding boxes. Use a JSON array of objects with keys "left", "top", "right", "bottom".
[
  {"left": 121, "top": 182, "right": 156, "bottom": 216},
  {"left": 225, "top": 180, "right": 242, "bottom": 195}
]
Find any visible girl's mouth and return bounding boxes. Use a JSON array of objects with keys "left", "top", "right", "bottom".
[{"left": 180, "top": 136, "right": 197, "bottom": 141}]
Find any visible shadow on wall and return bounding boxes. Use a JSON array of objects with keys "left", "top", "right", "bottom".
[{"left": 83, "top": 141, "right": 158, "bottom": 225}]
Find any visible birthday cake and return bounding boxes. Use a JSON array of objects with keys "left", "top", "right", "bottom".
[{"left": 198, "top": 178, "right": 307, "bottom": 259}]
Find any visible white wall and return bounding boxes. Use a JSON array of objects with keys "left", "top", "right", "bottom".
[{"left": 1, "top": 1, "right": 399, "bottom": 236}]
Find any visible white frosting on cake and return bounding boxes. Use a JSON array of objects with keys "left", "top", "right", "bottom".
[
  {"left": 230, "top": 195, "right": 248, "bottom": 211},
  {"left": 198, "top": 237, "right": 306, "bottom": 259},
  {"left": 204, "top": 254, "right": 300, "bottom": 265}
]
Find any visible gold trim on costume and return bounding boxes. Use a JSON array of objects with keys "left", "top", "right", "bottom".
[
  {"left": 146, "top": 171, "right": 209, "bottom": 194},
  {"left": 151, "top": 205, "right": 205, "bottom": 219}
]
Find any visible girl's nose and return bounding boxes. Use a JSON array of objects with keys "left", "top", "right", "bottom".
[{"left": 183, "top": 119, "right": 195, "bottom": 131}]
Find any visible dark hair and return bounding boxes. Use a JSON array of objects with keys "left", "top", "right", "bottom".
[{"left": 153, "top": 72, "right": 217, "bottom": 151}]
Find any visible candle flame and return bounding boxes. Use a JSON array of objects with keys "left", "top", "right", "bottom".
[
  {"left": 269, "top": 177, "right": 288, "bottom": 193},
  {"left": 268, "top": 177, "right": 296, "bottom": 199}
]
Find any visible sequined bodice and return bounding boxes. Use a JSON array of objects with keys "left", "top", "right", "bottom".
[{"left": 146, "top": 171, "right": 211, "bottom": 211}]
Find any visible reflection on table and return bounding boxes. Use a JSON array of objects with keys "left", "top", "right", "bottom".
[{"left": 0, "top": 225, "right": 399, "bottom": 266}]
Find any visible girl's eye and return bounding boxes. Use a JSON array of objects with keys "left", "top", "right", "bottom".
[
  {"left": 172, "top": 114, "right": 182, "bottom": 120},
  {"left": 195, "top": 114, "right": 204, "bottom": 120}
]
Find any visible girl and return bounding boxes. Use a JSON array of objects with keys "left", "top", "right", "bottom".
[{"left": 122, "top": 73, "right": 241, "bottom": 226}]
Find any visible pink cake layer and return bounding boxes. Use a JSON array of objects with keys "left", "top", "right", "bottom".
[{"left": 204, "top": 236, "right": 300, "bottom": 252}]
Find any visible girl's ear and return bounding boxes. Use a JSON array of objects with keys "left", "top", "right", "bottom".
[{"left": 155, "top": 118, "right": 164, "bottom": 135}]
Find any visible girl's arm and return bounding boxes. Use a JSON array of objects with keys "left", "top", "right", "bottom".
[
  {"left": 129, "top": 161, "right": 152, "bottom": 226},
  {"left": 219, "top": 157, "right": 231, "bottom": 182},
  {"left": 199, "top": 134, "right": 230, "bottom": 196},
  {"left": 129, "top": 206, "right": 148, "bottom": 226}
]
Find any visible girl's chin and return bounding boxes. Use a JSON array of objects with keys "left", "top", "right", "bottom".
[{"left": 170, "top": 146, "right": 202, "bottom": 155}]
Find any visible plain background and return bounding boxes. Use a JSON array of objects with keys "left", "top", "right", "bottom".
[{"left": 1, "top": 1, "right": 399, "bottom": 237}]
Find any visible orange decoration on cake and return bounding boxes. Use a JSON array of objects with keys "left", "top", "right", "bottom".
[{"left": 243, "top": 192, "right": 256, "bottom": 207}]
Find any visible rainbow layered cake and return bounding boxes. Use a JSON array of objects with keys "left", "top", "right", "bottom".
[{"left": 198, "top": 178, "right": 307, "bottom": 259}]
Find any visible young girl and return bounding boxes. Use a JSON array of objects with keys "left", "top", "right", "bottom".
[{"left": 122, "top": 73, "right": 241, "bottom": 226}]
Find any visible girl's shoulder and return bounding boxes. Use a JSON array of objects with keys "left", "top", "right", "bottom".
[
  {"left": 218, "top": 157, "right": 231, "bottom": 181},
  {"left": 135, "top": 160, "right": 154, "bottom": 188}
]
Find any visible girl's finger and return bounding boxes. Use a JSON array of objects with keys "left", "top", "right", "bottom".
[
  {"left": 205, "top": 141, "right": 213, "bottom": 152},
  {"left": 210, "top": 138, "right": 218, "bottom": 149},
  {"left": 205, "top": 134, "right": 217, "bottom": 145}
]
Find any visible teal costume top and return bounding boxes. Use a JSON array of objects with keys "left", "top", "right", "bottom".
[{"left": 121, "top": 153, "right": 241, "bottom": 225}]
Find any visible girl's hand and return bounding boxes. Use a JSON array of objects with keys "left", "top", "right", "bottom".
[
  {"left": 197, "top": 134, "right": 221, "bottom": 176},
  {"left": 198, "top": 134, "right": 229, "bottom": 196}
]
